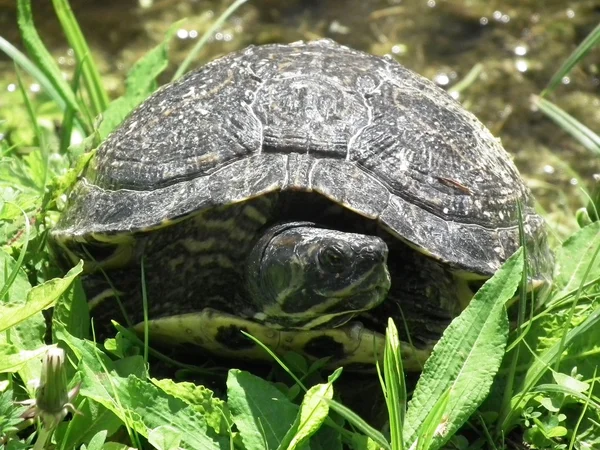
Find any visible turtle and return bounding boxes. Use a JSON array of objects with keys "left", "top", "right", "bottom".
[{"left": 51, "top": 39, "right": 553, "bottom": 370}]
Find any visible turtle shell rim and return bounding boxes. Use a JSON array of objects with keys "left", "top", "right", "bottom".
[{"left": 52, "top": 152, "right": 551, "bottom": 280}]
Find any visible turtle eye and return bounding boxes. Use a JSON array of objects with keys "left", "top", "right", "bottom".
[{"left": 318, "top": 245, "right": 347, "bottom": 272}]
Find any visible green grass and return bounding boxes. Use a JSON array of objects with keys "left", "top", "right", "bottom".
[{"left": 1, "top": 1, "right": 599, "bottom": 449}]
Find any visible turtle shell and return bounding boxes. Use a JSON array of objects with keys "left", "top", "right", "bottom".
[{"left": 53, "top": 39, "right": 551, "bottom": 280}]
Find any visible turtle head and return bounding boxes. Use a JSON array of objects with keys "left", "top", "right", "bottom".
[{"left": 246, "top": 222, "right": 391, "bottom": 329}]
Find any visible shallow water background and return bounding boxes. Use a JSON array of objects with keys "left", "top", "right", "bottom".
[{"left": 1, "top": 0, "right": 599, "bottom": 237}]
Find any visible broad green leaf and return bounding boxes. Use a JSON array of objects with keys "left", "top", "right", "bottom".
[
  {"left": 57, "top": 329, "right": 228, "bottom": 450},
  {"left": 404, "top": 249, "right": 523, "bottom": 449},
  {"left": 113, "top": 355, "right": 146, "bottom": 379},
  {"left": 415, "top": 389, "right": 450, "bottom": 450},
  {"left": 101, "top": 444, "right": 134, "bottom": 450},
  {"left": 554, "top": 221, "right": 600, "bottom": 297},
  {"left": 81, "top": 372, "right": 226, "bottom": 450},
  {"left": 0, "top": 344, "right": 51, "bottom": 373},
  {"left": 85, "top": 429, "right": 107, "bottom": 450},
  {"left": 4, "top": 436, "right": 30, "bottom": 450},
  {"left": 287, "top": 378, "right": 335, "bottom": 450},
  {"left": 537, "top": 395, "right": 561, "bottom": 413},
  {"left": 102, "top": 442, "right": 137, "bottom": 450},
  {"left": 0, "top": 389, "right": 28, "bottom": 437},
  {"left": 227, "top": 368, "right": 299, "bottom": 450},
  {"left": 0, "top": 315, "right": 46, "bottom": 388},
  {"left": 0, "top": 261, "right": 83, "bottom": 332},
  {"left": 0, "top": 248, "right": 45, "bottom": 391},
  {"left": 148, "top": 425, "right": 182, "bottom": 450},
  {"left": 530, "top": 384, "right": 600, "bottom": 411},
  {"left": 546, "top": 426, "right": 568, "bottom": 438},
  {"left": 97, "top": 21, "right": 181, "bottom": 139},
  {"left": 152, "top": 378, "right": 231, "bottom": 435},
  {"left": 53, "top": 277, "right": 89, "bottom": 340},
  {"left": 552, "top": 372, "right": 589, "bottom": 394}
]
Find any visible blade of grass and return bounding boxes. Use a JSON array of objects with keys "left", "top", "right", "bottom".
[
  {"left": 546, "top": 274, "right": 600, "bottom": 307},
  {"left": 141, "top": 257, "right": 149, "bottom": 367},
  {"left": 241, "top": 331, "right": 308, "bottom": 393},
  {"left": 326, "top": 399, "right": 391, "bottom": 450},
  {"left": 59, "top": 56, "right": 85, "bottom": 154},
  {"left": 554, "top": 233, "right": 600, "bottom": 370},
  {"left": 583, "top": 175, "right": 600, "bottom": 222},
  {"left": 14, "top": 64, "right": 43, "bottom": 152},
  {"left": 532, "top": 95, "right": 600, "bottom": 156},
  {"left": 542, "top": 22, "right": 600, "bottom": 96},
  {"left": 15, "top": 64, "right": 49, "bottom": 193},
  {"left": 0, "top": 37, "right": 62, "bottom": 112},
  {"left": 0, "top": 36, "right": 89, "bottom": 135},
  {"left": 172, "top": 0, "right": 249, "bottom": 81},
  {"left": 496, "top": 203, "right": 532, "bottom": 436},
  {"left": 448, "top": 63, "right": 483, "bottom": 95},
  {"left": 15, "top": 0, "right": 81, "bottom": 114},
  {"left": 0, "top": 207, "right": 30, "bottom": 302},
  {"left": 113, "top": 324, "right": 224, "bottom": 377},
  {"left": 415, "top": 388, "right": 450, "bottom": 450},
  {"left": 81, "top": 246, "right": 133, "bottom": 330},
  {"left": 568, "top": 368, "right": 597, "bottom": 450},
  {"left": 531, "top": 383, "right": 600, "bottom": 412},
  {"left": 52, "top": 0, "right": 109, "bottom": 116},
  {"left": 382, "top": 318, "right": 406, "bottom": 450},
  {"left": 477, "top": 413, "right": 499, "bottom": 450},
  {"left": 501, "top": 232, "right": 600, "bottom": 431},
  {"left": 501, "top": 304, "right": 600, "bottom": 431}
]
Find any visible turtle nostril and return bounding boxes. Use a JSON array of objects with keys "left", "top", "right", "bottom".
[
  {"left": 361, "top": 245, "right": 385, "bottom": 263},
  {"left": 360, "top": 245, "right": 373, "bottom": 255}
]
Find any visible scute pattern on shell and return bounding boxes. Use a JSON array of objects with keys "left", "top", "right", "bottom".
[{"left": 54, "top": 39, "right": 551, "bottom": 278}]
